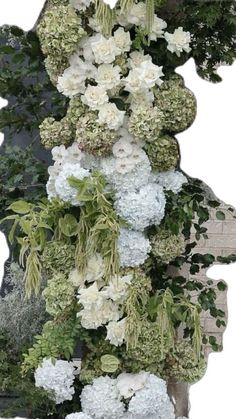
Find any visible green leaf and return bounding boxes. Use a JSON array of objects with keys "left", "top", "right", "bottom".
[
  {"left": 217, "top": 281, "right": 227, "bottom": 291},
  {"left": 216, "top": 210, "right": 225, "bottom": 220},
  {"left": 100, "top": 354, "right": 120, "bottom": 373},
  {"left": 58, "top": 214, "right": 78, "bottom": 237},
  {"left": 7, "top": 200, "right": 31, "bottom": 214}
]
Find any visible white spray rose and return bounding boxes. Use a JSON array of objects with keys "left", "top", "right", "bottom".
[
  {"left": 113, "top": 27, "right": 132, "bottom": 53},
  {"left": 165, "top": 26, "right": 192, "bottom": 57},
  {"left": 98, "top": 103, "right": 125, "bottom": 130},
  {"left": 81, "top": 85, "right": 108, "bottom": 110},
  {"left": 91, "top": 34, "right": 120, "bottom": 64},
  {"left": 95, "top": 64, "right": 121, "bottom": 90}
]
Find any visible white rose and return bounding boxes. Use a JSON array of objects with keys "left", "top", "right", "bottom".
[
  {"left": 165, "top": 26, "right": 192, "bottom": 57},
  {"left": 105, "top": 318, "right": 127, "bottom": 346},
  {"left": 136, "top": 60, "right": 164, "bottom": 88},
  {"left": 98, "top": 103, "right": 125, "bottom": 130},
  {"left": 81, "top": 85, "right": 108, "bottom": 110},
  {"left": 127, "top": 51, "right": 152, "bottom": 69},
  {"left": 78, "top": 282, "right": 104, "bottom": 310},
  {"left": 95, "top": 64, "right": 121, "bottom": 90},
  {"left": 57, "top": 66, "right": 86, "bottom": 97},
  {"left": 113, "top": 27, "right": 132, "bottom": 53},
  {"left": 78, "top": 37, "right": 95, "bottom": 62},
  {"left": 69, "top": 54, "right": 97, "bottom": 80},
  {"left": 91, "top": 34, "right": 120, "bottom": 64},
  {"left": 124, "top": 68, "right": 145, "bottom": 94}
]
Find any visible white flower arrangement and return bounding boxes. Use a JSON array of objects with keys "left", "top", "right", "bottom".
[
  {"left": 155, "top": 170, "right": 188, "bottom": 193},
  {"left": 80, "top": 372, "right": 175, "bottom": 419},
  {"left": 114, "top": 183, "right": 166, "bottom": 231},
  {"left": 117, "top": 228, "right": 151, "bottom": 267},
  {"left": 165, "top": 26, "right": 192, "bottom": 57},
  {"left": 34, "top": 358, "right": 76, "bottom": 404}
]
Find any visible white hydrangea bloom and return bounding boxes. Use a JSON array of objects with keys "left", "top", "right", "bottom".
[
  {"left": 149, "top": 16, "right": 167, "bottom": 41},
  {"left": 98, "top": 103, "right": 125, "bottom": 130},
  {"left": 127, "top": 2, "right": 146, "bottom": 26},
  {"left": 113, "top": 27, "right": 132, "bottom": 53},
  {"left": 34, "top": 359, "right": 75, "bottom": 404},
  {"left": 81, "top": 85, "right": 109, "bottom": 110},
  {"left": 106, "top": 318, "right": 127, "bottom": 346},
  {"left": 116, "top": 371, "right": 149, "bottom": 399},
  {"left": 112, "top": 138, "right": 133, "bottom": 159},
  {"left": 118, "top": 228, "right": 151, "bottom": 267},
  {"left": 51, "top": 143, "right": 84, "bottom": 165},
  {"left": 91, "top": 34, "right": 120, "bottom": 64},
  {"left": 57, "top": 66, "right": 86, "bottom": 97},
  {"left": 155, "top": 170, "right": 188, "bottom": 193},
  {"left": 102, "top": 274, "right": 132, "bottom": 302},
  {"left": 54, "top": 163, "right": 89, "bottom": 205},
  {"left": 115, "top": 184, "right": 166, "bottom": 231},
  {"left": 95, "top": 64, "right": 121, "bottom": 90},
  {"left": 128, "top": 374, "right": 175, "bottom": 419},
  {"left": 66, "top": 414, "right": 92, "bottom": 419},
  {"left": 69, "top": 0, "right": 92, "bottom": 11},
  {"left": 99, "top": 151, "right": 151, "bottom": 194},
  {"left": 81, "top": 376, "right": 125, "bottom": 419},
  {"left": 165, "top": 26, "right": 192, "bottom": 57}
]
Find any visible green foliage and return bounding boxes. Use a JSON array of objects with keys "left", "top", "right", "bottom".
[
  {"left": 0, "top": 25, "right": 67, "bottom": 136},
  {"left": 68, "top": 171, "right": 123, "bottom": 279},
  {"left": 0, "top": 144, "right": 47, "bottom": 221}
]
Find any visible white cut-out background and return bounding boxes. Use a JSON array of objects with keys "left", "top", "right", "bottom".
[{"left": 0, "top": 1, "right": 235, "bottom": 417}]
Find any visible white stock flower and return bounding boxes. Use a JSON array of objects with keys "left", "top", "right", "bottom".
[
  {"left": 155, "top": 170, "right": 188, "bottom": 193},
  {"left": 91, "top": 34, "right": 120, "bottom": 64},
  {"left": 116, "top": 371, "right": 149, "bottom": 398},
  {"left": 113, "top": 27, "right": 132, "bottom": 53},
  {"left": 57, "top": 66, "right": 86, "bottom": 97},
  {"left": 112, "top": 138, "right": 133, "bottom": 159},
  {"left": 98, "top": 103, "right": 125, "bottom": 130},
  {"left": 69, "top": 0, "right": 92, "bottom": 11},
  {"left": 136, "top": 60, "right": 164, "bottom": 88},
  {"left": 102, "top": 274, "right": 132, "bottom": 302},
  {"left": 127, "top": 2, "right": 146, "bottom": 26},
  {"left": 34, "top": 359, "right": 75, "bottom": 404},
  {"left": 69, "top": 54, "right": 97, "bottom": 80},
  {"left": 106, "top": 318, "right": 126, "bottom": 346},
  {"left": 81, "top": 85, "right": 108, "bottom": 110},
  {"left": 78, "top": 282, "right": 104, "bottom": 310},
  {"left": 165, "top": 26, "right": 192, "bottom": 57},
  {"left": 54, "top": 163, "right": 89, "bottom": 205},
  {"left": 149, "top": 16, "right": 167, "bottom": 41},
  {"left": 115, "top": 184, "right": 166, "bottom": 231},
  {"left": 95, "top": 64, "right": 121, "bottom": 90},
  {"left": 127, "top": 51, "right": 151, "bottom": 69},
  {"left": 118, "top": 228, "right": 151, "bottom": 267}
]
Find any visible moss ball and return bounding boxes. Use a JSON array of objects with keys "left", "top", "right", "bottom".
[
  {"left": 163, "top": 341, "right": 206, "bottom": 383},
  {"left": 144, "top": 134, "right": 179, "bottom": 172},
  {"left": 154, "top": 77, "right": 197, "bottom": 134},
  {"left": 76, "top": 112, "right": 118, "bottom": 156},
  {"left": 151, "top": 228, "right": 185, "bottom": 264}
]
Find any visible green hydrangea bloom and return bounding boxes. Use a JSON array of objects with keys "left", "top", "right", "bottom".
[
  {"left": 44, "top": 54, "right": 69, "bottom": 85},
  {"left": 151, "top": 228, "right": 185, "bottom": 264},
  {"left": 144, "top": 134, "right": 179, "bottom": 172},
  {"left": 123, "top": 320, "right": 172, "bottom": 374},
  {"left": 163, "top": 341, "right": 206, "bottom": 383},
  {"left": 66, "top": 96, "right": 87, "bottom": 127},
  {"left": 39, "top": 117, "right": 73, "bottom": 149},
  {"left": 41, "top": 241, "right": 76, "bottom": 275},
  {"left": 42, "top": 272, "right": 75, "bottom": 316},
  {"left": 127, "top": 106, "right": 164, "bottom": 142},
  {"left": 76, "top": 112, "right": 118, "bottom": 156},
  {"left": 37, "top": 3, "right": 86, "bottom": 82},
  {"left": 154, "top": 77, "right": 197, "bottom": 134}
]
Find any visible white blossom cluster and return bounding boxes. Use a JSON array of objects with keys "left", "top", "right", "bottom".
[
  {"left": 76, "top": 267, "right": 131, "bottom": 346},
  {"left": 34, "top": 358, "right": 76, "bottom": 404},
  {"left": 57, "top": 3, "right": 191, "bottom": 130},
  {"left": 154, "top": 169, "right": 188, "bottom": 193},
  {"left": 80, "top": 372, "right": 175, "bottom": 419},
  {"left": 117, "top": 228, "right": 151, "bottom": 267}
]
